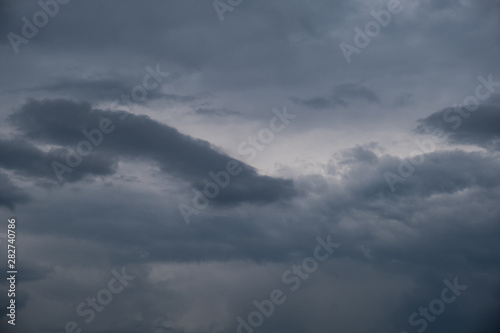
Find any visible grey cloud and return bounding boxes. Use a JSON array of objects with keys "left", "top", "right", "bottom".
[
  {"left": 9, "top": 98, "right": 296, "bottom": 205},
  {"left": 415, "top": 97, "right": 500, "bottom": 150},
  {"left": 31, "top": 144, "right": 494, "bottom": 265},
  {"left": 338, "top": 143, "right": 379, "bottom": 165},
  {"left": 325, "top": 144, "right": 500, "bottom": 205},
  {"left": 10, "top": 142, "right": 500, "bottom": 333},
  {"left": 0, "top": 138, "right": 117, "bottom": 183},
  {"left": 1, "top": 0, "right": 500, "bottom": 332}
]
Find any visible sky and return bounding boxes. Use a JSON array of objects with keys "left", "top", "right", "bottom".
[{"left": 0, "top": 0, "right": 499, "bottom": 332}]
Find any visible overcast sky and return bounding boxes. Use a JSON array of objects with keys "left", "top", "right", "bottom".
[{"left": 1, "top": 0, "right": 500, "bottom": 332}]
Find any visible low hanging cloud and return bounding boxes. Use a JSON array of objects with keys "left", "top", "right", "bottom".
[{"left": 7, "top": 98, "right": 296, "bottom": 205}]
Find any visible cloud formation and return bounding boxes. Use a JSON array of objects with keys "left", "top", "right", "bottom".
[
  {"left": 1, "top": 0, "right": 499, "bottom": 332},
  {"left": 416, "top": 96, "right": 500, "bottom": 150},
  {"left": 8, "top": 98, "right": 296, "bottom": 205}
]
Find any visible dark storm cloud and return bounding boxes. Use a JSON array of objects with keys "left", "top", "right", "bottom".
[
  {"left": 320, "top": 144, "right": 500, "bottom": 236},
  {"left": 333, "top": 148, "right": 500, "bottom": 200},
  {"left": 20, "top": 190, "right": 317, "bottom": 265},
  {"left": 415, "top": 96, "right": 500, "bottom": 150},
  {"left": 0, "top": 138, "right": 117, "bottom": 182},
  {"left": 12, "top": 140, "right": 500, "bottom": 333},
  {"left": 0, "top": 170, "right": 29, "bottom": 209},
  {"left": 320, "top": 145, "right": 500, "bottom": 293},
  {"left": 293, "top": 83, "right": 380, "bottom": 109},
  {"left": 317, "top": 143, "right": 500, "bottom": 333},
  {"left": 24, "top": 143, "right": 497, "bottom": 266},
  {"left": 9, "top": 98, "right": 296, "bottom": 205},
  {"left": 1, "top": 0, "right": 500, "bottom": 332}
]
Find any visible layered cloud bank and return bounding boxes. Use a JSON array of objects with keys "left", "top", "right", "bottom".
[{"left": 1, "top": 0, "right": 499, "bottom": 332}]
